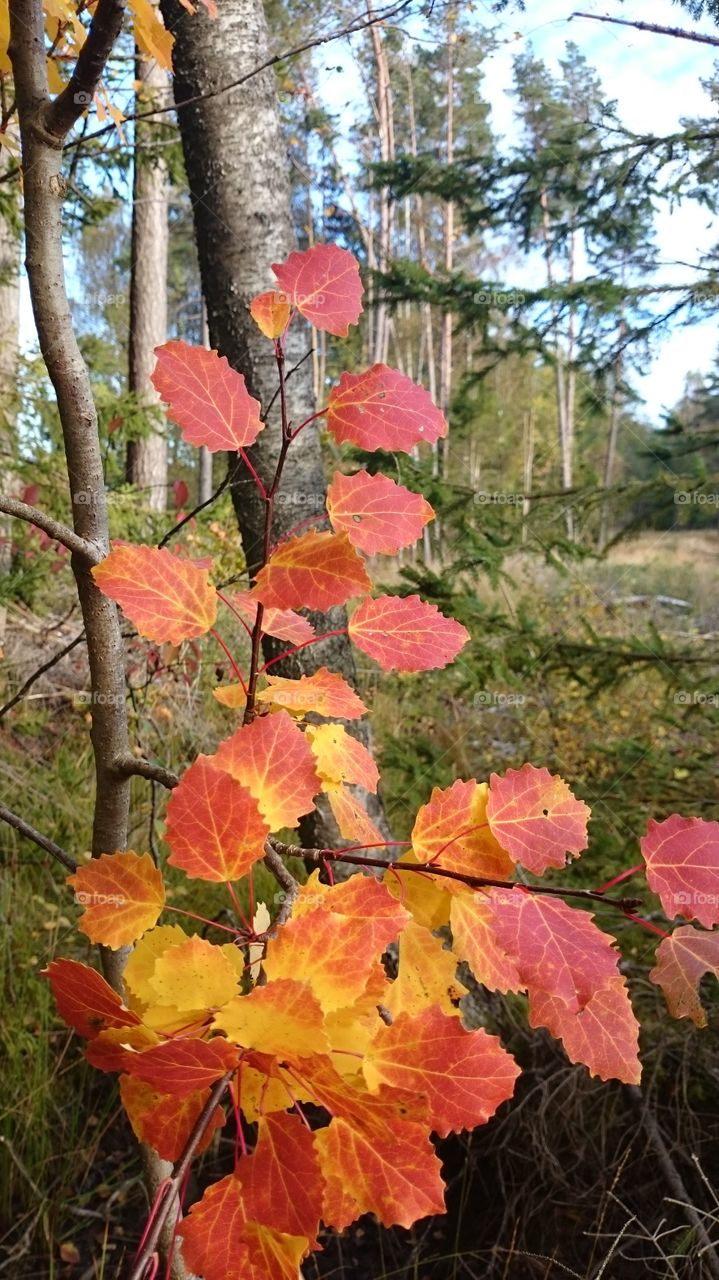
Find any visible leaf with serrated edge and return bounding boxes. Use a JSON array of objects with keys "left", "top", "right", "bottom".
[
  {"left": 152, "top": 340, "right": 263, "bottom": 451},
  {"left": 531, "top": 980, "right": 641, "bottom": 1084},
  {"left": 121, "top": 1075, "right": 225, "bottom": 1161},
  {"left": 92, "top": 543, "right": 217, "bottom": 644},
  {"left": 67, "top": 851, "right": 164, "bottom": 948},
  {"left": 412, "top": 779, "right": 514, "bottom": 886},
  {"left": 253, "top": 529, "right": 371, "bottom": 612},
  {"left": 349, "top": 595, "right": 469, "bottom": 672},
  {"left": 487, "top": 764, "right": 590, "bottom": 874},
  {"left": 307, "top": 723, "right": 379, "bottom": 793},
  {"left": 232, "top": 589, "right": 314, "bottom": 645},
  {"left": 45, "top": 959, "right": 141, "bottom": 1038},
  {"left": 213, "top": 979, "right": 331, "bottom": 1059},
  {"left": 179, "top": 1172, "right": 309, "bottom": 1280},
  {"left": 326, "top": 364, "right": 447, "bottom": 452},
  {"left": 272, "top": 243, "right": 363, "bottom": 337},
  {"left": 165, "top": 755, "right": 269, "bottom": 882},
  {"left": 327, "top": 470, "right": 434, "bottom": 554},
  {"left": 212, "top": 709, "right": 320, "bottom": 830},
  {"left": 237, "top": 1112, "right": 323, "bottom": 1240},
  {"left": 124, "top": 1037, "right": 240, "bottom": 1095},
  {"left": 650, "top": 926, "right": 719, "bottom": 1026},
  {"left": 641, "top": 815, "right": 719, "bottom": 927},
  {"left": 385, "top": 920, "right": 467, "bottom": 1020},
  {"left": 328, "top": 785, "right": 384, "bottom": 847},
  {"left": 256, "top": 668, "right": 367, "bottom": 719}
]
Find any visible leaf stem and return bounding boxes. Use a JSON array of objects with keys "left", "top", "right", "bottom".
[
  {"left": 210, "top": 628, "right": 247, "bottom": 695},
  {"left": 259, "top": 628, "right": 349, "bottom": 672}
]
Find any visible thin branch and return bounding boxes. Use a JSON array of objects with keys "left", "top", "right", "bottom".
[
  {"left": 114, "top": 753, "right": 179, "bottom": 791},
  {"left": 271, "top": 841, "right": 644, "bottom": 916},
  {"left": 0, "top": 627, "right": 86, "bottom": 719},
  {"left": 65, "top": 0, "right": 414, "bottom": 150},
  {"left": 570, "top": 11, "right": 719, "bottom": 47},
  {"left": 263, "top": 842, "right": 299, "bottom": 925},
  {"left": 0, "top": 804, "right": 78, "bottom": 873},
  {"left": 46, "top": 0, "right": 126, "bottom": 138},
  {"left": 0, "top": 495, "right": 101, "bottom": 563}
]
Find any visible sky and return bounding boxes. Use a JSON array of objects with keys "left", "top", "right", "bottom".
[{"left": 317, "top": 0, "right": 719, "bottom": 423}]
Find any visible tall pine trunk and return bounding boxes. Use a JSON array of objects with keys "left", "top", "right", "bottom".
[
  {"left": 0, "top": 171, "right": 20, "bottom": 645},
  {"left": 160, "top": 0, "right": 388, "bottom": 844}
]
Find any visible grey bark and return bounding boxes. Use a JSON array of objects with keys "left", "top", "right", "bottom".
[
  {"left": 126, "top": 16, "right": 170, "bottom": 511},
  {"left": 160, "top": 0, "right": 389, "bottom": 845},
  {"left": 0, "top": 167, "right": 20, "bottom": 645}
]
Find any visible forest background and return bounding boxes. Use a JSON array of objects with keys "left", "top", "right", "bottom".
[{"left": 1, "top": 0, "right": 718, "bottom": 1275}]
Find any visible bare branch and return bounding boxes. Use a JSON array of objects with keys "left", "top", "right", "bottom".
[
  {"left": 570, "top": 11, "right": 719, "bottom": 47},
  {"left": 0, "top": 804, "right": 78, "bottom": 873},
  {"left": 0, "top": 628, "right": 86, "bottom": 720},
  {"left": 0, "top": 494, "right": 102, "bottom": 562},
  {"left": 46, "top": 0, "right": 126, "bottom": 138},
  {"left": 114, "top": 753, "right": 179, "bottom": 791},
  {"left": 263, "top": 842, "right": 299, "bottom": 925}
]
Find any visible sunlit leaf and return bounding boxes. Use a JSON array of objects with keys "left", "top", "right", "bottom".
[
  {"left": 92, "top": 542, "right": 217, "bottom": 644},
  {"left": 213, "top": 709, "right": 320, "bottom": 830},
  {"left": 249, "top": 290, "right": 291, "bottom": 339},
  {"left": 326, "top": 469, "right": 434, "bottom": 555},
  {"left": 256, "top": 668, "right": 367, "bottom": 719},
  {"left": 253, "top": 530, "right": 371, "bottom": 611},
  {"left": 326, "top": 364, "right": 447, "bottom": 452},
  {"left": 67, "top": 851, "right": 165, "bottom": 948},
  {"left": 641, "top": 814, "right": 719, "bottom": 927},
  {"left": 486, "top": 764, "right": 590, "bottom": 874},
  {"left": 165, "top": 755, "right": 269, "bottom": 882},
  {"left": 272, "top": 243, "right": 363, "bottom": 336},
  {"left": 152, "top": 340, "right": 264, "bottom": 452},
  {"left": 349, "top": 594, "right": 469, "bottom": 672}
]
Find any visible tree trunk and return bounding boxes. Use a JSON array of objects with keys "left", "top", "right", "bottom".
[
  {"left": 198, "top": 303, "right": 213, "bottom": 503},
  {"left": 160, "top": 0, "right": 389, "bottom": 845},
  {"left": 126, "top": 13, "right": 170, "bottom": 512},
  {"left": 0, "top": 168, "right": 20, "bottom": 646},
  {"left": 367, "top": 0, "right": 394, "bottom": 366},
  {"left": 598, "top": 318, "right": 626, "bottom": 553}
]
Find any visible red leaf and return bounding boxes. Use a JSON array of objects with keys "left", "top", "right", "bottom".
[
  {"left": 179, "top": 1173, "right": 309, "bottom": 1280},
  {"left": 363, "top": 1006, "right": 519, "bottom": 1137},
  {"left": 486, "top": 764, "right": 590, "bottom": 874},
  {"left": 307, "top": 723, "right": 379, "bottom": 793},
  {"left": 125, "top": 1036, "right": 240, "bottom": 1095},
  {"left": 253, "top": 530, "right": 371, "bottom": 611},
  {"left": 238, "top": 1112, "right": 324, "bottom": 1239},
  {"left": 213, "top": 709, "right": 320, "bottom": 830},
  {"left": 165, "top": 755, "right": 270, "bottom": 882},
  {"left": 326, "top": 364, "right": 447, "bottom": 453},
  {"left": 326, "top": 469, "right": 435, "bottom": 555},
  {"left": 152, "top": 340, "right": 264, "bottom": 452},
  {"left": 650, "top": 925, "right": 719, "bottom": 1026},
  {"left": 232, "top": 589, "right": 315, "bottom": 645},
  {"left": 21, "top": 483, "right": 40, "bottom": 505},
  {"left": 173, "top": 478, "right": 189, "bottom": 509},
  {"left": 641, "top": 814, "right": 719, "bottom": 927},
  {"left": 249, "top": 290, "right": 291, "bottom": 339},
  {"left": 256, "top": 668, "right": 367, "bottom": 719},
  {"left": 106, "top": 414, "right": 123, "bottom": 435},
  {"left": 531, "top": 979, "right": 641, "bottom": 1084},
  {"left": 45, "top": 959, "right": 141, "bottom": 1039},
  {"left": 92, "top": 542, "right": 217, "bottom": 644},
  {"left": 272, "top": 244, "right": 364, "bottom": 337},
  {"left": 349, "top": 594, "right": 469, "bottom": 672},
  {"left": 121, "top": 1075, "right": 225, "bottom": 1162}
]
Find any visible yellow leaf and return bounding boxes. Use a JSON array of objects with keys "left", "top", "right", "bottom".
[
  {"left": 385, "top": 920, "right": 467, "bottom": 1020},
  {"left": 213, "top": 978, "right": 330, "bottom": 1058},
  {"left": 148, "top": 935, "right": 241, "bottom": 1010}
]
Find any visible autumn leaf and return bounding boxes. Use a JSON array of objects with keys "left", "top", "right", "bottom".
[
  {"left": 92, "top": 543, "right": 217, "bottom": 644},
  {"left": 165, "top": 755, "right": 269, "bottom": 882},
  {"left": 232, "top": 589, "right": 314, "bottom": 645},
  {"left": 641, "top": 814, "right": 719, "bottom": 927},
  {"left": 256, "top": 668, "right": 367, "bottom": 719},
  {"left": 253, "top": 529, "right": 371, "bottom": 611},
  {"left": 486, "top": 764, "right": 590, "bottom": 874},
  {"left": 384, "top": 850, "right": 452, "bottom": 932},
  {"left": 272, "top": 243, "right": 364, "bottom": 336},
  {"left": 67, "top": 851, "right": 165, "bottom": 948},
  {"left": 121, "top": 1075, "right": 225, "bottom": 1162},
  {"left": 122, "top": 924, "right": 190, "bottom": 1009},
  {"left": 349, "top": 594, "right": 469, "bottom": 672},
  {"left": 213, "top": 709, "right": 320, "bottom": 830},
  {"left": 237, "top": 1112, "right": 324, "bottom": 1240},
  {"left": 148, "top": 935, "right": 241, "bottom": 1010},
  {"left": 45, "top": 959, "right": 141, "bottom": 1039},
  {"left": 326, "top": 469, "right": 434, "bottom": 555},
  {"left": 152, "top": 340, "right": 264, "bottom": 452},
  {"left": 85, "top": 1023, "right": 159, "bottom": 1074},
  {"left": 384, "top": 919, "right": 467, "bottom": 1020},
  {"left": 213, "top": 979, "right": 331, "bottom": 1059},
  {"left": 179, "top": 1172, "right": 309, "bottom": 1280},
  {"left": 124, "top": 1036, "right": 240, "bottom": 1095},
  {"left": 249, "top": 290, "right": 291, "bottom": 339},
  {"left": 411, "top": 779, "right": 514, "bottom": 883},
  {"left": 327, "top": 786, "right": 384, "bottom": 846},
  {"left": 530, "top": 980, "right": 641, "bottom": 1084},
  {"left": 650, "top": 925, "right": 719, "bottom": 1027},
  {"left": 326, "top": 364, "right": 447, "bottom": 452},
  {"left": 364, "top": 1006, "right": 519, "bottom": 1136},
  {"left": 307, "top": 723, "right": 379, "bottom": 793}
]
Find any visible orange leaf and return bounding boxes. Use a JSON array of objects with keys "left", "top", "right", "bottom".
[
  {"left": 85, "top": 1023, "right": 159, "bottom": 1073},
  {"left": 307, "top": 723, "right": 379, "bottom": 792},
  {"left": 327, "top": 469, "right": 434, "bottom": 555},
  {"left": 256, "top": 667, "right": 367, "bottom": 719},
  {"left": 272, "top": 243, "right": 364, "bottom": 337},
  {"left": 120, "top": 1075, "right": 225, "bottom": 1162},
  {"left": 232, "top": 589, "right": 314, "bottom": 645},
  {"left": 249, "top": 290, "right": 291, "bottom": 339},
  {"left": 641, "top": 815, "right": 719, "bottom": 927},
  {"left": 253, "top": 530, "right": 371, "bottom": 611},
  {"left": 92, "top": 543, "right": 217, "bottom": 644},
  {"left": 213, "top": 979, "right": 331, "bottom": 1059},
  {"left": 349, "top": 594, "right": 469, "bottom": 672},
  {"left": 165, "top": 755, "right": 269, "bottom": 882},
  {"left": 125, "top": 1036, "right": 240, "bottom": 1095},
  {"left": 650, "top": 925, "right": 719, "bottom": 1027},
  {"left": 326, "top": 364, "right": 447, "bottom": 453},
  {"left": 152, "top": 340, "right": 264, "bottom": 452},
  {"left": 327, "top": 786, "right": 384, "bottom": 846},
  {"left": 384, "top": 919, "right": 467, "bottom": 1020},
  {"left": 148, "top": 935, "right": 241, "bottom": 1010},
  {"left": 363, "top": 1006, "right": 519, "bottom": 1136},
  {"left": 179, "top": 1173, "right": 309, "bottom": 1280},
  {"left": 486, "top": 764, "right": 590, "bottom": 874},
  {"left": 45, "top": 959, "right": 141, "bottom": 1039},
  {"left": 411, "top": 779, "right": 514, "bottom": 884},
  {"left": 237, "top": 1112, "right": 324, "bottom": 1239},
  {"left": 213, "top": 709, "right": 320, "bottom": 830},
  {"left": 67, "top": 851, "right": 165, "bottom": 948}
]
